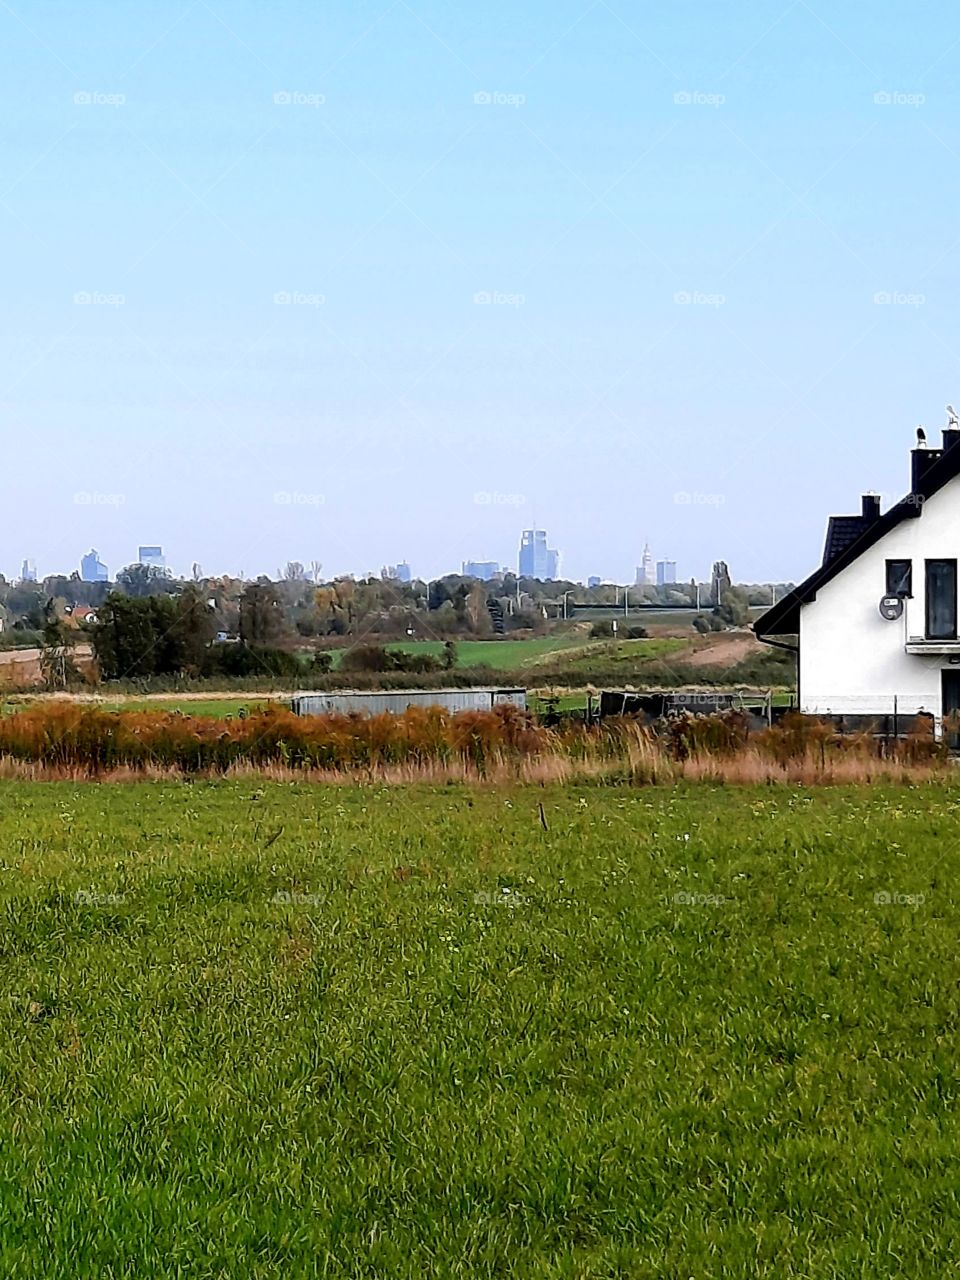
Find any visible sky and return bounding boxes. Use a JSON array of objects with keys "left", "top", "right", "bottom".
[{"left": 3, "top": 0, "right": 960, "bottom": 585}]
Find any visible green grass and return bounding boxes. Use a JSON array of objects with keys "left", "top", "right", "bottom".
[
  {"left": 0, "top": 781, "right": 957, "bottom": 1276},
  {"left": 112, "top": 697, "right": 278, "bottom": 717},
  {"left": 322, "top": 634, "right": 588, "bottom": 671},
  {"left": 2, "top": 697, "right": 280, "bottom": 720},
  {"left": 534, "top": 637, "right": 688, "bottom": 671}
]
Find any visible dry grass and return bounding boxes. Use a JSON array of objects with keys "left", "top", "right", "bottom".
[{"left": 0, "top": 704, "right": 949, "bottom": 785}]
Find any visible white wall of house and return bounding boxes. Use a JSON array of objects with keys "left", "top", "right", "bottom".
[{"left": 800, "top": 473, "right": 960, "bottom": 723}]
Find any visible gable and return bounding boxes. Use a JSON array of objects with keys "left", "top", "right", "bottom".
[{"left": 755, "top": 428, "right": 960, "bottom": 637}]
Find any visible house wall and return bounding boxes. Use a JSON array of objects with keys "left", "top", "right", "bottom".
[{"left": 800, "top": 476, "right": 960, "bottom": 723}]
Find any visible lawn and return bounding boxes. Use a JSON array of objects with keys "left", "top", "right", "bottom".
[
  {"left": 112, "top": 697, "right": 278, "bottom": 717},
  {"left": 322, "top": 634, "right": 589, "bottom": 671},
  {"left": 0, "top": 782, "right": 956, "bottom": 1276},
  {"left": 2, "top": 697, "right": 280, "bottom": 719},
  {"left": 532, "top": 637, "right": 689, "bottom": 672}
]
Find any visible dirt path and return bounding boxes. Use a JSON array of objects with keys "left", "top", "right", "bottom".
[{"left": 684, "top": 633, "right": 760, "bottom": 668}]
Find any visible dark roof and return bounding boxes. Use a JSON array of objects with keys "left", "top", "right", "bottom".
[
  {"left": 754, "top": 437, "right": 960, "bottom": 637},
  {"left": 822, "top": 515, "right": 870, "bottom": 565}
]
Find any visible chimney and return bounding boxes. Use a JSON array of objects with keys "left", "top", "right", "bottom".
[
  {"left": 913, "top": 446, "right": 943, "bottom": 491},
  {"left": 942, "top": 428, "right": 960, "bottom": 452},
  {"left": 861, "top": 493, "right": 881, "bottom": 523}
]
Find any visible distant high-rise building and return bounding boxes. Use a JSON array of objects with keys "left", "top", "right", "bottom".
[
  {"left": 462, "top": 560, "right": 500, "bottom": 581},
  {"left": 138, "top": 545, "right": 165, "bottom": 570},
  {"left": 81, "top": 549, "right": 108, "bottom": 583},
  {"left": 587, "top": 576, "right": 601, "bottom": 588},
  {"left": 20, "top": 558, "right": 36, "bottom": 583},
  {"left": 635, "top": 543, "right": 655, "bottom": 585},
  {"left": 519, "top": 529, "right": 560, "bottom": 580},
  {"left": 656, "top": 559, "right": 677, "bottom": 587},
  {"left": 382, "top": 562, "right": 412, "bottom": 583}
]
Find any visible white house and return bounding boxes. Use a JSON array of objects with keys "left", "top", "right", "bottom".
[{"left": 755, "top": 419, "right": 960, "bottom": 737}]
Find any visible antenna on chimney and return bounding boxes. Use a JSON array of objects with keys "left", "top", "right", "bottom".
[
  {"left": 947, "top": 404, "right": 959, "bottom": 428},
  {"left": 917, "top": 426, "right": 927, "bottom": 446}
]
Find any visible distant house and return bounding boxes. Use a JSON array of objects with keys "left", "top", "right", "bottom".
[{"left": 755, "top": 419, "right": 960, "bottom": 735}]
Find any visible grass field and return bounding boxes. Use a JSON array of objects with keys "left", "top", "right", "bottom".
[
  {"left": 322, "top": 634, "right": 591, "bottom": 671},
  {"left": 530, "top": 636, "right": 688, "bottom": 672},
  {"left": 0, "top": 781, "right": 957, "bottom": 1276},
  {"left": 2, "top": 697, "right": 278, "bottom": 719}
]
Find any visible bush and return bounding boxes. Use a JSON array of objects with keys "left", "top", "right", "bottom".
[
  {"left": 590, "top": 622, "right": 647, "bottom": 639},
  {"left": 340, "top": 645, "right": 442, "bottom": 675},
  {"left": 202, "top": 644, "right": 303, "bottom": 679}
]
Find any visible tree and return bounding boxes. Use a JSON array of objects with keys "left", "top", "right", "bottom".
[
  {"left": 92, "top": 595, "right": 162, "bottom": 679},
  {"left": 170, "top": 585, "right": 216, "bottom": 672},
  {"left": 239, "top": 582, "right": 288, "bottom": 647},
  {"left": 717, "top": 585, "right": 751, "bottom": 628},
  {"left": 710, "top": 561, "right": 732, "bottom": 609},
  {"left": 115, "top": 563, "right": 176, "bottom": 599},
  {"left": 465, "top": 583, "right": 492, "bottom": 635}
]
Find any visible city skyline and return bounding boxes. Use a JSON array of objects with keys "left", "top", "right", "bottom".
[{"left": 9, "top": 530, "right": 746, "bottom": 588}]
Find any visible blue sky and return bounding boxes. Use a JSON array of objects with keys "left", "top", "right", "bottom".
[{"left": 3, "top": 0, "right": 960, "bottom": 584}]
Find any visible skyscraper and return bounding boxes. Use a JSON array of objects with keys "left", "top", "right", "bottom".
[
  {"left": 656, "top": 559, "right": 677, "bottom": 586},
  {"left": 138, "top": 545, "right": 165, "bottom": 570},
  {"left": 81, "top": 549, "right": 109, "bottom": 583},
  {"left": 382, "top": 562, "right": 412, "bottom": 583},
  {"left": 635, "top": 543, "right": 654, "bottom": 585},
  {"left": 462, "top": 561, "right": 500, "bottom": 581},
  {"left": 519, "top": 529, "right": 559, "bottom": 580},
  {"left": 20, "top": 558, "right": 36, "bottom": 583}
]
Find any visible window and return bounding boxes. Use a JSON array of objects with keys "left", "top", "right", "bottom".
[
  {"left": 926, "top": 560, "right": 957, "bottom": 640},
  {"left": 886, "top": 559, "right": 912, "bottom": 597}
]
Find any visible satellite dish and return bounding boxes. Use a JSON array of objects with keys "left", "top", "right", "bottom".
[{"left": 879, "top": 595, "right": 904, "bottom": 620}]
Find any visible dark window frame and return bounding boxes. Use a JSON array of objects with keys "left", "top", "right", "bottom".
[
  {"left": 925, "top": 559, "right": 958, "bottom": 640},
  {"left": 886, "top": 559, "right": 912, "bottom": 597}
]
